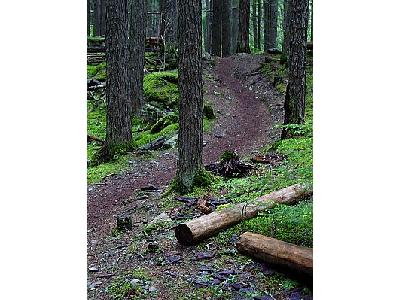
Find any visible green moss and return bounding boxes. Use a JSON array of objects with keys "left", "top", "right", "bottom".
[
  {"left": 150, "top": 113, "right": 178, "bottom": 134},
  {"left": 87, "top": 62, "right": 106, "bottom": 81},
  {"left": 203, "top": 103, "right": 215, "bottom": 119},
  {"left": 107, "top": 268, "right": 151, "bottom": 300},
  {"left": 220, "top": 150, "right": 239, "bottom": 162},
  {"left": 193, "top": 169, "right": 214, "bottom": 188},
  {"left": 143, "top": 71, "right": 179, "bottom": 109}
]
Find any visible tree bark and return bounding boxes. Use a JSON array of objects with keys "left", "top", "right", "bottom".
[
  {"left": 221, "top": 0, "right": 232, "bottom": 57},
  {"left": 104, "top": 0, "right": 132, "bottom": 154},
  {"left": 176, "top": 0, "right": 204, "bottom": 193},
  {"left": 129, "top": 0, "right": 146, "bottom": 114},
  {"left": 175, "top": 184, "right": 312, "bottom": 245},
  {"left": 160, "top": 0, "right": 177, "bottom": 48},
  {"left": 257, "top": 0, "right": 262, "bottom": 50},
  {"left": 264, "top": 0, "right": 278, "bottom": 50},
  {"left": 100, "top": 0, "right": 106, "bottom": 36},
  {"left": 282, "top": 0, "right": 309, "bottom": 136},
  {"left": 252, "top": 0, "right": 258, "bottom": 50},
  {"left": 237, "top": 232, "right": 313, "bottom": 281},
  {"left": 231, "top": 6, "right": 239, "bottom": 54},
  {"left": 282, "top": 0, "right": 290, "bottom": 57},
  {"left": 236, "top": 0, "right": 250, "bottom": 53},
  {"left": 211, "top": 0, "right": 222, "bottom": 56},
  {"left": 88, "top": 0, "right": 91, "bottom": 36},
  {"left": 205, "top": 0, "right": 212, "bottom": 53}
]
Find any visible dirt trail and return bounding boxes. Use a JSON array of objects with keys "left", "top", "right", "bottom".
[
  {"left": 87, "top": 53, "right": 284, "bottom": 237},
  {"left": 87, "top": 54, "right": 298, "bottom": 300}
]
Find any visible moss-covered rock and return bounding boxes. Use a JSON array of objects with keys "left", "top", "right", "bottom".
[
  {"left": 150, "top": 113, "right": 178, "bottom": 134},
  {"left": 203, "top": 103, "right": 215, "bottom": 120},
  {"left": 143, "top": 71, "right": 179, "bottom": 110}
]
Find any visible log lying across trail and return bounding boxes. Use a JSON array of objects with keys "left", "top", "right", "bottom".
[
  {"left": 237, "top": 232, "right": 313, "bottom": 282},
  {"left": 175, "top": 184, "right": 312, "bottom": 245}
]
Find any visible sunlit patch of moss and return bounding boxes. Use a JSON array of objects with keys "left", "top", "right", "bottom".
[
  {"left": 143, "top": 71, "right": 179, "bottom": 109},
  {"left": 87, "top": 62, "right": 106, "bottom": 81}
]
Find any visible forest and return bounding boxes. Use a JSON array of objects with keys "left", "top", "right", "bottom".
[{"left": 87, "top": 0, "right": 313, "bottom": 299}]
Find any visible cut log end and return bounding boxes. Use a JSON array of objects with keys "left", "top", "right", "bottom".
[{"left": 175, "top": 224, "right": 195, "bottom": 245}]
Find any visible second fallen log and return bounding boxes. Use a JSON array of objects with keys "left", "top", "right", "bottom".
[
  {"left": 175, "top": 184, "right": 312, "bottom": 245},
  {"left": 237, "top": 232, "right": 313, "bottom": 281}
]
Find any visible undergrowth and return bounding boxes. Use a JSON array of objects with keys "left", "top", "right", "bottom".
[{"left": 87, "top": 68, "right": 216, "bottom": 184}]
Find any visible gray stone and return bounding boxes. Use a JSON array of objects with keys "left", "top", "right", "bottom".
[{"left": 150, "top": 213, "right": 172, "bottom": 224}]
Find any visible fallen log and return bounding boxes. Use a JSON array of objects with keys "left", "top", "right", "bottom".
[
  {"left": 175, "top": 184, "right": 312, "bottom": 245},
  {"left": 237, "top": 232, "right": 313, "bottom": 282}
]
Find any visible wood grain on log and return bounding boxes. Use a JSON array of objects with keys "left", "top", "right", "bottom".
[
  {"left": 175, "top": 184, "right": 312, "bottom": 245},
  {"left": 237, "top": 232, "right": 312, "bottom": 281}
]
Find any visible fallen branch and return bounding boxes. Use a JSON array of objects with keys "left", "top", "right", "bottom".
[
  {"left": 237, "top": 232, "right": 312, "bottom": 282},
  {"left": 175, "top": 184, "right": 312, "bottom": 245}
]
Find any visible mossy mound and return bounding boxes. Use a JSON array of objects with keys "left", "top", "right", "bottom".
[
  {"left": 143, "top": 71, "right": 179, "bottom": 110},
  {"left": 87, "top": 62, "right": 106, "bottom": 81},
  {"left": 203, "top": 103, "right": 215, "bottom": 119},
  {"left": 150, "top": 113, "right": 178, "bottom": 134}
]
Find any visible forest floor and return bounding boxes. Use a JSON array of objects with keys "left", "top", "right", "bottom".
[{"left": 87, "top": 53, "right": 313, "bottom": 300}]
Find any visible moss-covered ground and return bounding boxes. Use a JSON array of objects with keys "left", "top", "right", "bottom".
[{"left": 87, "top": 65, "right": 216, "bottom": 184}]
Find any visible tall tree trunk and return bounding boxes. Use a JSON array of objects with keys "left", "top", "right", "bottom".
[
  {"left": 104, "top": 0, "right": 132, "bottom": 155},
  {"left": 221, "top": 0, "right": 232, "bottom": 57},
  {"left": 264, "top": 0, "right": 277, "bottom": 50},
  {"left": 100, "top": 0, "right": 106, "bottom": 36},
  {"left": 236, "top": 0, "right": 250, "bottom": 53},
  {"left": 282, "top": 0, "right": 290, "bottom": 57},
  {"left": 176, "top": 0, "right": 204, "bottom": 193},
  {"left": 282, "top": 0, "right": 309, "bottom": 137},
  {"left": 129, "top": 0, "right": 146, "bottom": 114},
  {"left": 310, "top": 0, "right": 313, "bottom": 42},
  {"left": 257, "top": 0, "right": 261, "bottom": 49},
  {"left": 211, "top": 0, "right": 222, "bottom": 56},
  {"left": 88, "top": 0, "right": 91, "bottom": 36},
  {"left": 160, "top": 0, "right": 178, "bottom": 48},
  {"left": 252, "top": 0, "right": 258, "bottom": 50},
  {"left": 205, "top": 0, "right": 211, "bottom": 53},
  {"left": 231, "top": 6, "right": 239, "bottom": 54}
]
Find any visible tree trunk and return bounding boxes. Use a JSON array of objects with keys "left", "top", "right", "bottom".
[
  {"left": 221, "top": 0, "right": 232, "bottom": 57},
  {"left": 282, "top": 0, "right": 290, "bottom": 57},
  {"left": 205, "top": 0, "right": 212, "bottom": 53},
  {"left": 128, "top": 0, "right": 146, "bottom": 115},
  {"left": 176, "top": 0, "right": 204, "bottom": 193},
  {"left": 236, "top": 0, "right": 250, "bottom": 53},
  {"left": 175, "top": 184, "right": 312, "bottom": 245},
  {"left": 160, "top": 0, "right": 177, "bottom": 48},
  {"left": 252, "top": 0, "right": 258, "bottom": 50},
  {"left": 310, "top": 0, "right": 313, "bottom": 42},
  {"left": 282, "top": 0, "right": 309, "bottom": 136},
  {"left": 257, "top": 0, "right": 261, "bottom": 50},
  {"left": 211, "top": 0, "right": 222, "bottom": 56},
  {"left": 264, "top": 0, "right": 277, "bottom": 50},
  {"left": 237, "top": 232, "right": 313, "bottom": 282},
  {"left": 104, "top": 0, "right": 132, "bottom": 154},
  {"left": 88, "top": 0, "right": 91, "bottom": 36},
  {"left": 231, "top": 6, "right": 239, "bottom": 54}
]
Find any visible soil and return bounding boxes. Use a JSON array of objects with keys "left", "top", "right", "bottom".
[{"left": 87, "top": 54, "right": 311, "bottom": 299}]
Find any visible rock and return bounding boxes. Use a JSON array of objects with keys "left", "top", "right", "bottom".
[
  {"left": 116, "top": 214, "right": 132, "bottom": 231},
  {"left": 147, "top": 242, "right": 159, "bottom": 252},
  {"left": 88, "top": 280, "right": 102, "bottom": 290},
  {"left": 193, "top": 251, "right": 215, "bottom": 261},
  {"left": 130, "top": 278, "right": 141, "bottom": 287},
  {"left": 165, "top": 134, "right": 178, "bottom": 148},
  {"left": 150, "top": 213, "right": 172, "bottom": 224},
  {"left": 88, "top": 266, "right": 99, "bottom": 272},
  {"left": 148, "top": 286, "right": 158, "bottom": 292},
  {"left": 166, "top": 255, "right": 182, "bottom": 264}
]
